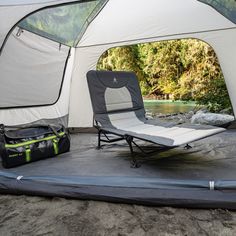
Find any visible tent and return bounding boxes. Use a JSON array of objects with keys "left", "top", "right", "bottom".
[{"left": 1, "top": 0, "right": 236, "bottom": 208}]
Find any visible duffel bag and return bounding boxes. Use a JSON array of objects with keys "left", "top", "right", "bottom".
[{"left": 0, "top": 124, "right": 70, "bottom": 168}]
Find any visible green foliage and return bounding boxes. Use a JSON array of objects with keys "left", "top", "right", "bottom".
[
  {"left": 97, "top": 46, "right": 147, "bottom": 94},
  {"left": 196, "top": 76, "right": 232, "bottom": 113},
  {"left": 97, "top": 39, "right": 232, "bottom": 113}
]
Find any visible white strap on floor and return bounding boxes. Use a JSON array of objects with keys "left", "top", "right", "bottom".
[
  {"left": 209, "top": 181, "right": 215, "bottom": 190},
  {"left": 16, "top": 176, "right": 23, "bottom": 181}
]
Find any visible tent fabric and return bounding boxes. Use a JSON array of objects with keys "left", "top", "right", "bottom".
[
  {"left": 18, "top": 0, "right": 107, "bottom": 47},
  {"left": 0, "top": 1, "right": 81, "bottom": 125},
  {"left": 0, "top": 0, "right": 77, "bottom": 49},
  {"left": 0, "top": 0, "right": 236, "bottom": 209},
  {"left": 78, "top": 0, "right": 235, "bottom": 48},
  {"left": 198, "top": 0, "right": 236, "bottom": 24},
  {"left": 0, "top": 0, "right": 235, "bottom": 127},
  {"left": 1, "top": 131, "right": 236, "bottom": 209},
  {"left": 0, "top": 46, "right": 75, "bottom": 126},
  {"left": 0, "top": 27, "right": 70, "bottom": 108},
  {"left": 0, "top": 0, "right": 236, "bottom": 208},
  {"left": 0, "top": 1, "right": 65, "bottom": 6},
  {"left": 69, "top": 0, "right": 236, "bottom": 127}
]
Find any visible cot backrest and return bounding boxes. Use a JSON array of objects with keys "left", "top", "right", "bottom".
[{"left": 87, "top": 70, "right": 146, "bottom": 127}]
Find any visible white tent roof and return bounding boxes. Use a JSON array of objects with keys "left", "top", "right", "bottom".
[
  {"left": 78, "top": 0, "right": 235, "bottom": 47},
  {"left": 0, "top": 0, "right": 235, "bottom": 127}
]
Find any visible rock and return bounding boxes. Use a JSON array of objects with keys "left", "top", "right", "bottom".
[
  {"left": 185, "top": 111, "right": 194, "bottom": 119},
  {"left": 191, "top": 112, "right": 235, "bottom": 126},
  {"left": 196, "top": 108, "right": 208, "bottom": 114},
  {"left": 146, "top": 113, "right": 153, "bottom": 119}
]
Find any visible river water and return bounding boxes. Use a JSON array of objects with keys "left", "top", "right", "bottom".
[{"left": 144, "top": 100, "right": 196, "bottom": 116}]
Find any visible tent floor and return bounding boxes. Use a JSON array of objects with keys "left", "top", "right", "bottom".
[{"left": 1, "top": 130, "right": 236, "bottom": 209}]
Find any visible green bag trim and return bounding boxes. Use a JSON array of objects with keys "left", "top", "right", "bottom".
[
  {"left": 25, "top": 147, "right": 31, "bottom": 162},
  {"left": 5, "top": 132, "right": 65, "bottom": 149},
  {"left": 53, "top": 139, "right": 59, "bottom": 155}
]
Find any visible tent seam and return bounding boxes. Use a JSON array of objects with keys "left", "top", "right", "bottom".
[{"left": 76, "top": 26, "right": 236, "bottom": 49}]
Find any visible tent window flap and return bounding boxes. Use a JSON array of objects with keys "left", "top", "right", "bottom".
[
  {"left": 0, "top": 27, "right": 70, "bottom": 108},
  {"left": 18, "top": 0, "right": 107, "bottom": 47}
]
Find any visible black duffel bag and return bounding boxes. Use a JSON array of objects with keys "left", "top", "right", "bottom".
[{"left": 0, "top": 124, "right": 70, "bottom": 168}]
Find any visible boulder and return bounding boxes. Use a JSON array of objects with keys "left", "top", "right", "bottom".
[
  {"left": 191, "top": 112, "right": 234, "bottom": 126},
  {"left": 196, "top": 108, "right": 208, "bottom": 114}
]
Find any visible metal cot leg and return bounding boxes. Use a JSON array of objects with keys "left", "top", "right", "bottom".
[{"left": 125, "top": 135, "right": 140, "bottom": 168}]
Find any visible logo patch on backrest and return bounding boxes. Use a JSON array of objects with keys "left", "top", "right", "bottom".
[{"left": 113, "top": 77, "right": 118, "bottom": 84}]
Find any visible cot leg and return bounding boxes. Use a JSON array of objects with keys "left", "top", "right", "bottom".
[
  {"left": 97, "top": 129, "right": 102, "bottom": 150},
  {"left": 125, "top": 136, "right": 140, "bottom": 168}
]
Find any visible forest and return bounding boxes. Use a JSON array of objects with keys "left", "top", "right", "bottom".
[{"left": 97, "top": 39, "right": 232, "bottom": 113}]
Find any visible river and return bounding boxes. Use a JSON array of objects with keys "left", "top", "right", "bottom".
[{"left": 144, "top": 100, "right": 196, "bottom": 116}]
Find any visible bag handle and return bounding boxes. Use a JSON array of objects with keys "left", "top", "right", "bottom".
[
  {"left": 0, "top": 124, "right": 5, "bottom": 144},
  {"left": 48, "top": 125, "right": 61, "bottom": 138},
  {"left": 0, "top": 124, "right": 5, "bottom": 134}
]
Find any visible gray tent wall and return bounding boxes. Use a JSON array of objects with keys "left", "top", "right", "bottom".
[
  {"left": 0, "top": 27, "right": 75, "bottom": 126},
  {"left": 0, "top": 0, "right": 77, "bottom": 126},
  {"left": 0, "top": 0, "right": 108, "bottom": 126},
  {"left": 0, "top": 27, "right": 70, "bottom": 108}
]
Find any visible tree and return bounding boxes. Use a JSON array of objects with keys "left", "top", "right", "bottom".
[{"left": 97, "top": 39, "right": 232, "bottom": 113}]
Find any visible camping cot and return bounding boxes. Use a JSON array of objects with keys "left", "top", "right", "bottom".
[{"left": 87, "top": 70, "right": 225, "bottom": 167}]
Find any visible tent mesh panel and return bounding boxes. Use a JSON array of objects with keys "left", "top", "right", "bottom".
[
  {"left": 199, "top": 0, "right": 236, "bottom": 24},
  {"left": 18, "top": 0, "right": 107, "bottom": 47}
]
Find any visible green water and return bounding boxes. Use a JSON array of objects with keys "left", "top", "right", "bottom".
[{"left": 144, "top": 100, "right": 196, "bottom": 116}]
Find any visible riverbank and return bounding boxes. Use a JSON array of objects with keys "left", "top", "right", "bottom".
[
  {"left": 144, "top": 99, "right": 234, "bottom": 126},
  {"left": 144, "top": 99, "right": 202, "bottom": 124},
  {"left": 1, "top": 195, "right": 236, "bottom": 235}
]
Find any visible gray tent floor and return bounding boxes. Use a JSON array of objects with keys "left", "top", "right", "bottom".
[
  {"left": 2, "top": 130, "right": 236, "bottom": 179},
  {"left": 1, "top": 130, "right": 236, "bottom": 208}
]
